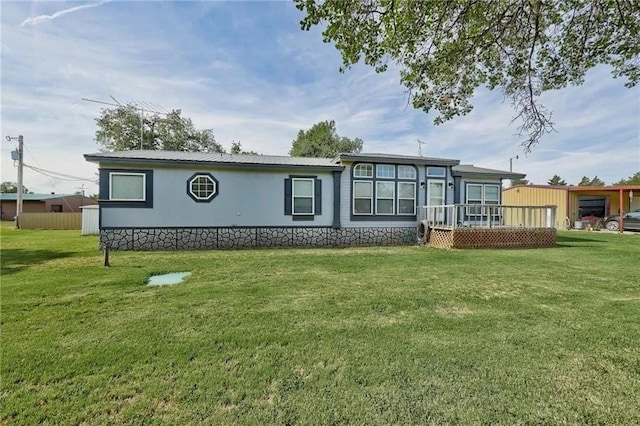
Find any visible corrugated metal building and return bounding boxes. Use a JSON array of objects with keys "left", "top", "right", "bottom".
[{"left": 503, "top": 184, "right": 640, "bottom": 228}]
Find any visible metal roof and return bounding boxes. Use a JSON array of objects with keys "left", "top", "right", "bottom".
[
  {"left": 0, "top": 193, "right": 78, "bottom": 201},
  {"left": 452, "top": 164, "right": 526, "bottom": 179},
  {"left": 84, "top": 150, "right": 341, "bottom": 169},
  {"left": 338, "top": 152, "right": 460, "bottom": 166},
  {"left": 504, "top": 184, "right": 640, "bottom": 191}
]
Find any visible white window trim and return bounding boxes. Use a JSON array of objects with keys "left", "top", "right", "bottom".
[
  {"left": 465, "top": 183, "right": 483, "bottom": 204},
  {"left": 353, "top": 163, "right": 373, "bottom": 178},
  {"left": 483, "top": 184, "right": 501, "bottom": 204},
  {"left": 397, "top": 165, "right": 417, "bottom": 180},
  {"left": 292, "top": 178, "right": 315, "bottom": 215},
  {"left": 189, "top": 175, "right": 217, "bottom": 200},
  {"left": 109, "top": 172, "right": 146, "bottom": 201},
  {"left": 426, "top": 167, "right": 447, "bottom": 178},
  {"left": 397, "top": 181, "right": 416, "bottom": 215},
  {"left": 353, "top": 180, "right": 373, "bottom": 215},
  {"left": 375, "top": 164, "right": 395, "bottom": 179},
  {"left": 375, "top": 181, "right": 395, "bottom": 215}
]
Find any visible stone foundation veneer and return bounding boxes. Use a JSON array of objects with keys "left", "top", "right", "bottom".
[{"left": 100, "top": 227, "right": 417, "bottom": 250}]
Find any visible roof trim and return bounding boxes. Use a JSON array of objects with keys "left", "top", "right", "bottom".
[
  {"left": 568, "top": 185, "right": 640, "bottom": 192},
  {"left": 504, "top": 184, "right": 570, "bottom": 191},
  {"left": 84, "top": 153, "right": 344, "bottom": 171},
  {"left": 504, "top": 184, "right": 640, "bottom": 192},
  {"left": 452, "top": 165, "right": 525, "bottom": 180},
  {"left": 338, "top": 153, "right": 460, "bottom": 166}
]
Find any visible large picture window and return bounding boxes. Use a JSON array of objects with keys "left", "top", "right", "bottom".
[
  {"left": 292, "top": 178, "right": 314, "bottom": 215},
  {"left": 100, "top": 168, "right": 153, "bottom": 208},
  {"left": 110, "top": 172, "right": 145, "bottom": 201},
  {"left": 351, "top": 163, "right": 417, "bottom": 219}
]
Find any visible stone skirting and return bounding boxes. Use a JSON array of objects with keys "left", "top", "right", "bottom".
[
  {"left": 427, "top": 227, "right": 557, "bottom": 249},
  {"left": 100, "top": 227, "right": 417, "bottom": 250}
]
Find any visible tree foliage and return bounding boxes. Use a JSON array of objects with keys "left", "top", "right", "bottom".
[
  {"left": 230, "top": 141, "right": 259, "bottom": 155},
  {"left": 510, "top": 178, "right": 529, "bottom": 186},
  {"left": 614, "top": 172, "right": 640, "bottom": 185},
  {"left": 296, "top": 0, "right": 640, "bottom": 151},
  {"left": 95, "top": 105, "right": 224, "bottom": 153},
  {"left": 547, "top": 175, "right": 567, "bottom": 186},
  {"left": 578, "top": 175, "right": 605, "bottom": 186},
  {"left": 0, "top": 182, "right": 29, "bottom": 193},
  {"left": 290, "top": 120, "right": 363, "bottom": 157}
]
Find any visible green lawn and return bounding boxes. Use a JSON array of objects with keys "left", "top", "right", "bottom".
[{"left": 1, "top": 224, "right": 639, "bottom": 424}]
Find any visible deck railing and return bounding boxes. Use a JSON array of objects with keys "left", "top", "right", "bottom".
[{"left": 419, "top": 204, "right": 557, "bottom": 230}]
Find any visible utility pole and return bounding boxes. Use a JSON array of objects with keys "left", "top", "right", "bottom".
[
  {"left": 76, "top": 184, "right": 86, "bottom": 198},
  {"left": 5, "top": 135, "right": 24, "bottom": 227},
  {"left": 509, "top": 155, "right": 519, "bottom": 173}
]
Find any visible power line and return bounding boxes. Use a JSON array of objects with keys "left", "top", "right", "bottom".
[{"left": 23, "top": 163, "right": 98, "bottom": 183}]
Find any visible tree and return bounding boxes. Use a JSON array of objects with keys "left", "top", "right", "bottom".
[
  {"left": 547, "top": 175, "right": 567, "bottom": 186},
  {"left": 578, "top": 175, "right": 605, "bottom": 186},
  {"left": 290, "top": 120, "right": 363, "bottom": 157},
  {"left": 0, "top": 182, "right": 29, "bottom": 193},
  {"left": 510, "top": 178, "right": 529, "bottom": 186},
  {"left": 230, "top": 141, "right": 259, "bottom": 155},
  {"left": 614, "top": 172, "right": 640, "bottom": 185},
  {"left": 95, "top": 105, "right": 224, "bottom": 153},
  {"left": 296, "top": 1, "right": 639, "bottom": 151}
]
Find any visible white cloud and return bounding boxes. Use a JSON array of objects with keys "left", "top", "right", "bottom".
[{"left": 20, "top": 1, "right": 109, "bottom": 27}]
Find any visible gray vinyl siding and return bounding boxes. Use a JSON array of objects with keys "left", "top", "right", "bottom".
[{"left": 100, "top": 166, "right": 334, "bottom": 228}]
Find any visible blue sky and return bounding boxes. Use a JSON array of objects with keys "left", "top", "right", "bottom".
[{"left": 1, "top": 1, "right": 639, "bottom": 195}]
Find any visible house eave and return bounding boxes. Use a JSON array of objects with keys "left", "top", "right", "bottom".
[{"left": 84, "top": 155, "right": 345, "bottom": 171}]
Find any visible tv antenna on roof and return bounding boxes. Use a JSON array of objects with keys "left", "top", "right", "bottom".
[
  {"left": 416, "top": 138, "right": 426, "bottom": 157},
  {"left": 81, "top": 96, "right": 171, "bottom": 150}
]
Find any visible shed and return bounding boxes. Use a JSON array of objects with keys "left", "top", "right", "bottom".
[
  {"left": 503, "top": 184, "right": 640, "bottom": 229},
  {"left": 81, "top": 205, "right": 99, "bottom": 235}
]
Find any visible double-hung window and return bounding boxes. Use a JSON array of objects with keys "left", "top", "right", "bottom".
[
  {"left": 292, "top": 178, "right": 314, "bottom": 215},
  {"left": 398, "top": 182, "right": 416, "bottom": 215},
  {"left": 353, "top": 181, "right": 373, "bottom": 214},
  {"left": 285, "top": 176, "right": 321, "bottom": 219},
  {"left": 376, "top": 181, "right": 395, "bottom": 214}
]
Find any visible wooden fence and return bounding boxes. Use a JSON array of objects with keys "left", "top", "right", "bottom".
[{"left": 19, "top": 213, "right": 82, "bottom": 230}]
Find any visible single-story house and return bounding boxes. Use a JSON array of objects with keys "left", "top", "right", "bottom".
[
  {"left": 84, "top": 150, "right": 524, "bottom": 249},
  {"left": 502, "top": 184, "right": 640, "bottom": 228},
  {"left": 0, "top": 193, "right": 97, "bottom": 221}
]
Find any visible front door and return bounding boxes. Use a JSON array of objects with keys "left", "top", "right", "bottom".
[{"left": 427, "top": 181, "right": 445, "bottom": 222}]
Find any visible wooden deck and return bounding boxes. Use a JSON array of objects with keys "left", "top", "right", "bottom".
[{"left": 425, "top": 226, "right": 557, "bottom": 249}]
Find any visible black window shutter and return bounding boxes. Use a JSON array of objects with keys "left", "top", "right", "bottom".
[
  {"left": 315, "top": 178, "right": 322, "bottom": 215},
  {"left": 284, "top": 178, "right": 292, "bottom": 215}
]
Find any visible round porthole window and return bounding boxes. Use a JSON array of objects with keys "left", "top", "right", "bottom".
[{"left": 187, "top": 173, "right": 219, "bottom": 202}]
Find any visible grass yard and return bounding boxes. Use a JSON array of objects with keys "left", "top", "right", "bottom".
[{"left": 1, "top": 224, "right": 639, "bottom": 424}]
